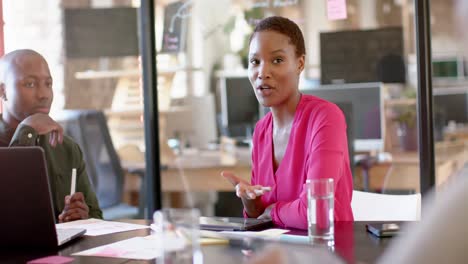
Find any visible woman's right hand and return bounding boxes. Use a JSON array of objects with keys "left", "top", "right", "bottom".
[{"left": 221, "top": 171, "right": 271, "bottom": 200}]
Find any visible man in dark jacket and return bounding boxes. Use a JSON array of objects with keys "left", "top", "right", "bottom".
[{"left": 0, "top": 49, "right": 102, "bottom": 222}]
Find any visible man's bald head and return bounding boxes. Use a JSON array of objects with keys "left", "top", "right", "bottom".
[
  {"left": 0, "top": 49, "right": 53, "bottom": 125},
  {"left": 0, "top": 49, "right": 49, "bottom": 85}
]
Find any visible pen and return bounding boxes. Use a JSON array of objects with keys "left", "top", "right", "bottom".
[{"left": 70, "top": 168, "right": 76, "bottom": 196}]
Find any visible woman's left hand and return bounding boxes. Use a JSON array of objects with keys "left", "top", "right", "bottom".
[{"left": 257, "top": 204, "right": 275, "bottom": 220}]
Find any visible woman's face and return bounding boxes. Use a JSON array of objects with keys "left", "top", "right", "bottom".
[{"left": 247, "top": 30, "right": 304, "bottom": 107}]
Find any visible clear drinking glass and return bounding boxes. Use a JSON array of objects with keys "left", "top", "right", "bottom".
[
  {"left": 153, "top": 208, "right": 203, "bottom": 264},
  {"left": 307, "top": 178, "right": 334, "bottom": 246}
]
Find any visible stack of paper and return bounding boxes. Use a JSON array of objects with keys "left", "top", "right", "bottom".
[
  {"left": 74, "top": 235, "right": 162, "bottom": 260},
  {"left": 56, "top": 218, "right": 149, "bottom": 236}
]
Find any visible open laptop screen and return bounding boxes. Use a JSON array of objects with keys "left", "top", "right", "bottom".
[{"left": 0, "top": 147, "right": 84, "bottom": 248}]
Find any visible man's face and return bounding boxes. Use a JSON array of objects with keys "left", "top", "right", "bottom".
[{"left": 2, "top": 54, "right": 53, "bottom": 122}]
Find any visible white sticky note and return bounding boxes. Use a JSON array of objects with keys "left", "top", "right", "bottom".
[{"left": 327, "top": 0, "right": 348, "bottom": 21}]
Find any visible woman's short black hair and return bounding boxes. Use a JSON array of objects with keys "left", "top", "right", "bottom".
[{"left": 249, "top": 16, "right": 306, "bottom": 57}]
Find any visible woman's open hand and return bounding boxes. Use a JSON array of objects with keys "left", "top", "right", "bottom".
[{"left": 221, "top": 171, "right": 271, "bottom": 200}]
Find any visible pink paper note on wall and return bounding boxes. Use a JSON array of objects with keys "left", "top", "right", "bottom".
[{"left": 327, "top": 0, "right": 348, "bottom": 20}]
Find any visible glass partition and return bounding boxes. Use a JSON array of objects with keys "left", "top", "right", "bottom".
[
  {"left": 431, "top": 0, "right": 468, "bottom": 192},
  {"left": 153, "top": 0, "right": 423, "bottom": 218}
]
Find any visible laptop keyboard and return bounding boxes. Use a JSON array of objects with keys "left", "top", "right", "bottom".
[{"left": 57, "top": 228, "right": 83, "bottom": 244}]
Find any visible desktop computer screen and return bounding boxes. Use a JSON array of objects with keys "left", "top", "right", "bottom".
[
  {"left": 302, "top": 83, "right": 383, "bottom": 152},
  {"left": 433, "top": 91, "right": 468, "bottom": 125},
  {"left": 219, "top": 76, "right": 259, "bottom": 138}
]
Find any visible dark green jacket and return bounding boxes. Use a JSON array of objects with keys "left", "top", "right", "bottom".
[{"left": 0, "top": 116, "right": 103, "bottom": 220}]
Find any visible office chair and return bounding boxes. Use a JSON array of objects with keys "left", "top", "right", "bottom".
[
  {"left": 57, "top": 110, "right": 141, "bottom": 220},
  {"left": 335, "top": 102, "right": 380, "bottom": 192},
  {"left": 335, "top": 102, "right": 354, "bottom": 176}
]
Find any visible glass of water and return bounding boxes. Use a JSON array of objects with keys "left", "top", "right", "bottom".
[
  {"left": 307, "top": 178, "right": 334, "bottom": 246},
  {"left": 153, "top": 208, "right": 203, "bottom": 264}
]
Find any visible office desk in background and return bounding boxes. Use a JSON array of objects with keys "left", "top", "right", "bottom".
[
  {"left": 354, "top": 140, "right": 468, "bottom": 193},
  {"left": 0, "top": 220, "right": 395, "bottom": 264},
  {"left": 123, "top": 139, "right": 467, "bottom": 205},
  {"left": 121, "top": 149, "right": 251, "bottom": 209},
  {"left": 123, "top": 149, "right": 251, "bottom": 192}
]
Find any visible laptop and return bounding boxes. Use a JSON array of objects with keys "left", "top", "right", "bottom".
[
  {"left": 0, "top": 147, "right": 85, "bottom": 248},
  {"left": 200, "top": 216, "right": 273, "bottom": 231}
]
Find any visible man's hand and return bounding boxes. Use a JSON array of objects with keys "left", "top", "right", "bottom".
[
  {"left": 221, "top": 171, "right": 271, "bottom": 200},
  {"left": 58, "top": 192, "right": 89, "bottom": 223},
  {"left": 21, "top": 113, "right": 63, "bottom": 147}
]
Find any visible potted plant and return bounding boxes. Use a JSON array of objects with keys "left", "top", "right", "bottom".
[{"left": 391, "top": 89, "right": 418, "bottom": 151}]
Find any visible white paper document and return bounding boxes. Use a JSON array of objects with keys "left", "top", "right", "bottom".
[
  {"left": 73, "top": 233, "right": 187, "bottom": 260},
  {"left": 74, "top": 235, "right": 161, "bottom": 260},
  {"left": 56, "top": 218, "right": 149, "bottom": 236}
]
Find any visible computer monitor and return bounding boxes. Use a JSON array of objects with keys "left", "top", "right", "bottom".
[
  {"left": 433, "top": 89, "right": 468, "bottom": 125},
  {"left": 302, "top": 83, "right": 384, "bottom": 152},
  {"left": 219, "top": 76, "right": 259, "bottom": 138}
]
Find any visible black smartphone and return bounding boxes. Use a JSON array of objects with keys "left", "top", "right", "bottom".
[{"left": 366, "top": 223, "right": 400, "bottom": 237}]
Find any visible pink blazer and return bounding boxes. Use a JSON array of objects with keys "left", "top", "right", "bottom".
[{"left": 249, "top": 94, "right": 354, "bottom": 229}]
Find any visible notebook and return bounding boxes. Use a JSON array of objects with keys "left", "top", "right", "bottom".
[
  {"left": 0, "top": 147, "right": 85, "bottom": 248},
  {"left": 200, "top": 216, "right": 273, "bottom": 231}
]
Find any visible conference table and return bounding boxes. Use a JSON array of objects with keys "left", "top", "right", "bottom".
[{"left": 0, "top": 220, "right": 397, "bottom": 264}]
